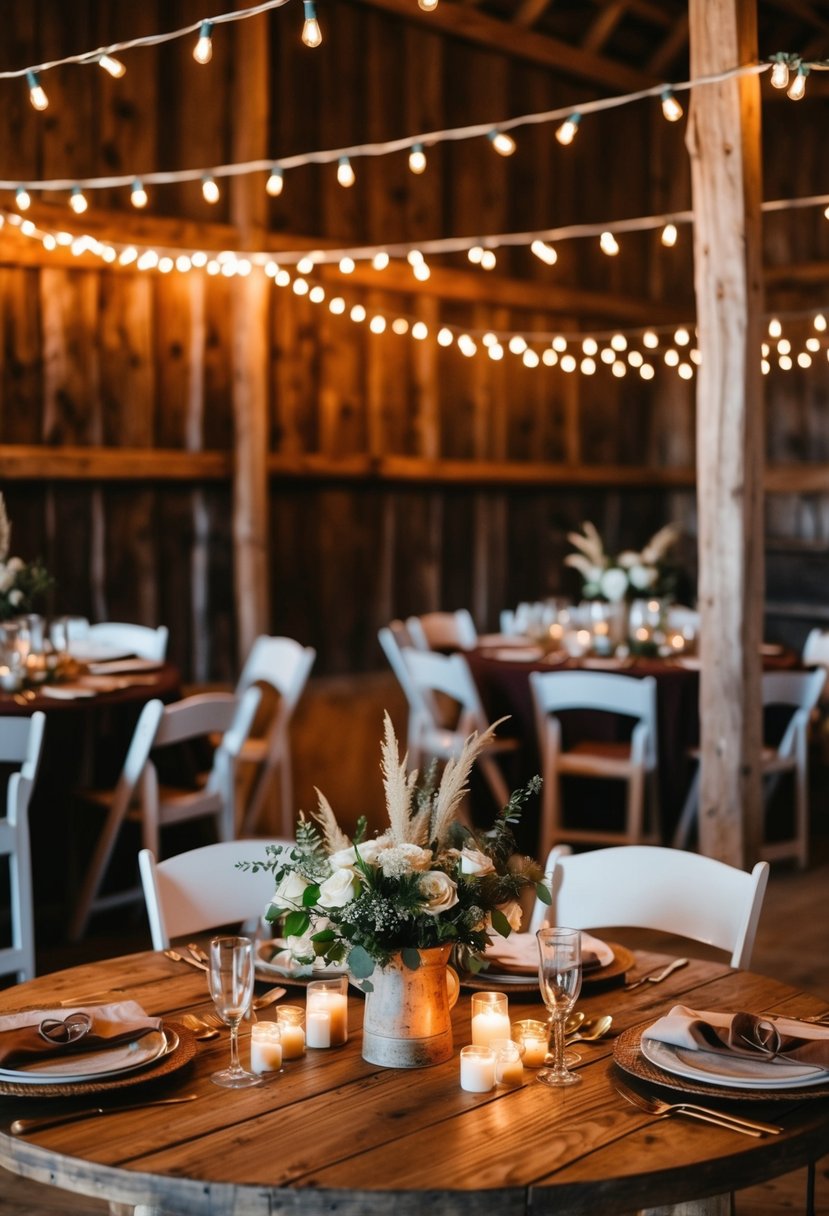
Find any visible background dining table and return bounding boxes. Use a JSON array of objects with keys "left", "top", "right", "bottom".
[{"left": 0, "top": 947, "right": 826, "bottom": 1216}]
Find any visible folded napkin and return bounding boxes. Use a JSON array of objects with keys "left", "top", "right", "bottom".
[
  {"left": 642, "top": 1004, "right": 829, "bottom": 1069},
  {"left": 0, "top": 1000, "right": 162, "bottom": 1070},
  {"left": 485, "top": 931, "right": 614, "bottom": 974}
]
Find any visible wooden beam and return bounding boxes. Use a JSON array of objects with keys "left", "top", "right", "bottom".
[
  {"left": 355, "top": 0, "right": 659, "bottom": 93},
  {"left": 647, "top": 12, "right": 689, "bottom": 76},
  {"left": 514, "top": 0, "right": 553, "bottom": 28},
  {"left": 687, "top": 0, "right": 765, "bottom": 868},
  {"left": 0, "top": 445, "right": 231, "bottom": 479},
  {"left": 583, "top": 2, "right": 628, "bottom": 54}
]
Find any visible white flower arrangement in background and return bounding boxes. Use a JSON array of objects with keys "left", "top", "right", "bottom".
[
  {"left": 565, "top": 520, "right": 680, "bottom": 602},
  {"left": 0, "top": 494, "right": 52, "bottom": 621}
]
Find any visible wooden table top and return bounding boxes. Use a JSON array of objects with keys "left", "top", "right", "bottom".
[{"left": 0, "top": 949, "right": 827, "bottom": 1216}]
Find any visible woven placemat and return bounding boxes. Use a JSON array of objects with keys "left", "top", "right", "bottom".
[
  {"left": 0, "top": 1024, "right": 197, "bottom": 1099},
  {"left": 613, "top": 1023, "right": 829, "bottom": 1102}
]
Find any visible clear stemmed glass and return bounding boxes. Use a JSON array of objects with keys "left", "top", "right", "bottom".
[
  {"left": 536, "top": 926, "right": 583, "bottom": 1087},
  {"left": 208, "top": 936, "right": 261, "bottom": 1088}
]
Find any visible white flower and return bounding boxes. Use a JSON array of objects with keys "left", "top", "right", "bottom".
[
  {"left": 459, "top": 847, "right": 495, "bottom": 876},
  {"left": 599, "top": 566, "right": 629, "bottom": 603},
  {"left": 8, "top": 589, "right": 23, "bottom": 607},
  {"left": 274, "top": 868, "right": 311, "bottom": 909},
  {"left": 418, "top": 870, "right": 459, "bottom": 915},
  {"left": 616, "top": 549, "right": 641, "bottom": 570},
  {"left": 285, "top": 931, "right": 316, "bottom": 960},
  {"left": 629, "top": 563, "right": 657, "bottom": 590},
  {"left": 318, "top": 868, "right": 359, "bottom": 909},
  {"left": 378, "top": 843, "right": 433, "bottom": 878},
  {"left": 328, "top": 837, "right": 386, "bottom": 872},
  {"left": 498, "top": 900, "right": 523, "bottom": 932}
]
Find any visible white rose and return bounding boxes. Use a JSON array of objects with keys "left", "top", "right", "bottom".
[
  {"left": 285, "top": 931, "right": 316, "bottom": 960},
  {"left": 418, "top": 870, "right": 459, "bottom": 915},
  {"left": 599, "top": 566, "right": 629, "bottom": 603},
  {"left": 459, "top": 847, "right": 495, "bottom": 877},
  {"left": 274, "top": 869, "right": 310, "bottom": 909},
  {"left": 329, "top": 837, "right": 386, "bottom": 872},
  {"left": 629, "top": 563, "right": 657, "bottom": 590},
  {"left": 318, "top": 868, "right": 359, "bottom": 909}
]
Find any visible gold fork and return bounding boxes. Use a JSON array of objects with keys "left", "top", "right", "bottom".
[
  {"left": 615, "top": 1081, "right": 782, "bottom": 1137},
  {"left": 178, "top": 1013, "right": 220, "bottom": 1040}
]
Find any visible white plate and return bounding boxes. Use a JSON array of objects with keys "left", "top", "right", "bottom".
[
  {"left": 482, "top": 646, "right": 544, "bottom": 662},
  {"left": 0, "top": 1028, "right": 173, "bottom": 1085},
  {"left": 40, "top": 684, "right": 98, "bottom": 700},
  {"left": 86, "top": 658, "right": 164, "bottom": 675},
  {"left": 641, "top": 1036, "right": 829, "bottom": 1090},
  {"left": 67, "top": 642, "right": 133, "bottom": 664}
]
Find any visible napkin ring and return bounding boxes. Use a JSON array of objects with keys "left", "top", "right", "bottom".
[{"left": 38, "top": 1011, "right": 92, "bottom": 1045}]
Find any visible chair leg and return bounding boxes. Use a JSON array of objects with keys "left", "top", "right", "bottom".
[
  {"left": 626, "top": 767, "right": 645, "bottom": 843},
  {"left": 69, "top": 799, "right": 129, "bottom": 942},
  {"left": 673, "top": 766, "right": 700, "bottom": 850}
]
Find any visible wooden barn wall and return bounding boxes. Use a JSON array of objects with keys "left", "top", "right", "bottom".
[{"left": 0, "top": 1, "right": 826, "bottom": 678}]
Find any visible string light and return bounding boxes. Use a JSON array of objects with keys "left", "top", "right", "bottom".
[
  {"left": 408, "top": 143, "right": 427, "bottom": 174},
  {"left": 769, "top": 54, "right": 790, "bottom": 89},
  {"left": 372, "top": 252, "right": 389, "bottom": 270},
  {"left": 15, "top": 188, "right": 30, "bottom": 212},
  {"left": 555, "top": 113, "right": 580, "bottom": 146},
  {"left": 201, "top": 175, "right": 220, "bottom": 203},
  {"left": 69, "top": 187, "right": 88, "bottom": 214},
  {"left": 660, "top": 88, "right": 684, "bottom": 122},
  {"left": 661, "top": 223, "right": 678, "bottom": 247},
  {"left": 479, "top": 249, "right": 496, "bottom": 270},
  {"left": 418, "top": 0, "right": 439, "bottom": 9},
  {"left": 97, "top": 54, "right": 126, "bottom": 78},
  {"left": 26, "top": 70, "right": 48, "bottom": 111},
  {"left": 301, "top": 2, "right": 322, "bottom": 48},
  {"left": 337, "top": 156, "right": 355, "bottom": 187},
  {"left": 193, "top": 21, "right": 214, "bottom": 64},
  {"left": 266, "top": 166, "right": 284, "bottom": 196},
  {"left": 600, "top": 231, "right": 619, "bottom": 256},
  {"left": 787, "top": 64, "right": 808, "bottom": 100},
  {"left": 488, "top": 130, "right": 516, "bottom": 157},
  {"left": 130, "top": 179, "right": 148, "bottom": 208},
  {"left": 531, "top": 239, "right": 557, "bottom": 265}
]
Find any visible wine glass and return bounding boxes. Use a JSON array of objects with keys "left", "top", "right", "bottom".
[
  {"left": 536, "top": 926, "right": 582, "bottom": 1087},
  {"left": 208, "top": 936, "right": 261, "bottom": 1088}
]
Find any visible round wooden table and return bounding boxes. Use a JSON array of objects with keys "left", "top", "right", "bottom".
[{"left": 0, "top": 949, "right": 826, "bottom": 1216}]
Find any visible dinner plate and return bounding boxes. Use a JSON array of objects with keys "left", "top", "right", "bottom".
[
  {"left": 461, "top": 941, "right": 634, "bottom": 994},
  {"left": 482, "top": 646, "right": 545, "bottom": 662},
  {"left": 86, "top": 657, "right": 165, "bottom": 675},
  {"left": 40, "top": 684, "right": 98, "bottom": 700},
  {"left": 67, "top": 641, "right": 133, "bottom": 664},
  {"left": 641, "top": 1036, "right": 829, "bottom": 1090},
  {"left": 0, "top": 1028, "right": 174, "bottom": 1085},
  {"left": 255, "top": 940, "right": 348, "bottom": 985}
]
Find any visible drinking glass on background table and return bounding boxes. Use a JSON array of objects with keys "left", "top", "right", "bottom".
[
  {"left": 536, "top": 927, "right": 582, "bottom": 1087},
  {"left": 208, "top": 936, "right": 261, "bottom": 1088}
]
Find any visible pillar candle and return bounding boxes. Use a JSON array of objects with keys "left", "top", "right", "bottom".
[
  {"left": 306, "top": 1009, "right": 331, "bottom": 1048},
  {"left": 307, "top": 980, "right": 348, "bottom": 1046},
  {"left": 460, "top": 1045, "right": 496, "bottom": 1093},
  {"left": 471, "top": 992, "right": 510, "bottom": 1048},
  {"left": 250, "top": 1022, "right": 282, "bottom": 1074}
]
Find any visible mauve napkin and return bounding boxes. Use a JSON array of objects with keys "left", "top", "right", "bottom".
[
  {"left": 486, "top": 931, "right": 614, "bottom": 974},
  {"left": 0, "top": 1000, "right": 162, "bottom": 1069},
  {"left": 642, "top": 1004, "right": 829, "bottom": 1068}
]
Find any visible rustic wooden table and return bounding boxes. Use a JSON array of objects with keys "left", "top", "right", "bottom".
[{"left": 0, "top": 949, "right": 826, "bottom": 1216}]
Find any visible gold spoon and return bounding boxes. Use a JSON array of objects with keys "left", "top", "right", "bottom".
[
  {"left": 566, "top": 1014, "right": 613, "bottom": 1043},
  {"left": 564, "top": 1011, "right": 586, "bottom": 1036}
]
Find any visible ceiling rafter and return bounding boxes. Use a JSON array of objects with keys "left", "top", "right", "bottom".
[
  {"left": 514, "top": 0, "right": 553, "bottom": 29},
  {"left": 647, "top": 13, "right": 689, "bottom": 76},
  {"left": 583, "top": 1, "right": 629, "bottom": 54}
]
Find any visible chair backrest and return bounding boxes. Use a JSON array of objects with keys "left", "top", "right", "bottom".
[
  {"left": 86, "top": 622, "right": 169, "bottom": 661},
  {"left": 139, "top": 840, "right": 290, "bottom": 950},
  {"left": 405, "top": 610, "right": 478, "bottom": 651},
  {"left": 379, "top": 625, "right": 421, "bottom": 707},
  {"left": 762, "top": 669, "right": 826, "bottom": 756},
  {"left": 153, "top": 689, "right": 261, "bottom": 778},
  {"left": 529, "top": 670, "right": 659, "bottom": 766},
  {"left": 401, "top": 647, "right": 489, "bottom": 735},
  {"left": 530, "top": 845, "right": 768, "bottom": 969},
  {"left": 0, "top": 713, "right": 46, "bottom": 776},
  {"left": 0, "top": 711, "right": 46, "bottom": 982},
  {"left": 802, "top": 627, "right": 829, "bottom": 669},
  {"left": 237, "top": 635, "right": 315, "bottom": 712}
]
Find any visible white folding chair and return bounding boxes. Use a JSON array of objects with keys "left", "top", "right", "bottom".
[
  {"left": 399, "top": 647, "right": 517, "bottom": 812},
  {"left": 235, "top": 636, "right": 316, "bottom": 836},
  {"left": 139, "top": 839, "right": 290, "bottom": 950},
  {"left": 528, "top": 844, "right": 769, "bottom": 969},
  {"left": 529, "top": 670, "right": 660, "bottom": 859},
  {"left": 0, "top": 713, "right": 45, "bottom": 982},
  {"left": 85, "top": 622, "right": 169, "bottom": 661},
  {"left": 802, "top": 627, "right": 829, "bottom": 670},
  {"left": 674, "top": 668, "right": 825, "bottom": 868},
  {"left": 405, "top": 610, "right": 478, "bottom": 651}
]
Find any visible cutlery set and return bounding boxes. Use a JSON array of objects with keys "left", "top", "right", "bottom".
[
  {"left": 10, "top": 1095, "right": 198, "bottom": 1135},
  {"left": 615, "top": 1081, "right": 783, "bottom": 1138},
  {"left": 623, "top": 957, "right": 689, "bottom": 990}
]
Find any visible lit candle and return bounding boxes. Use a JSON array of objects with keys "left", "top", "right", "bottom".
[
  {"left": 471, "top": 992, "right": 510, "bottom": 1048},
  {"left": 493, "top": 1038, "right": 524, "bottom": 1087},
  {"left": 306, "top": 1009, "right": 331, "bottom": 1048},
  {"left": 512, "top": 1019, "right": 548, "bottom": 1069},
  {"left": 276, "top": 1005, "right": 306, "bottom": 1059},
  {"left": 306, "top": 980, "right": 348, "bottom": 1046},
  {"left": 460, "top": 1045, "right": 496, "bottom": 1093},
  {"left": 250, "top": 1022, "right": 282, "bottom": 1074},
  {"left": 0, "top": 666, "right": 21, "bottom": 692}
]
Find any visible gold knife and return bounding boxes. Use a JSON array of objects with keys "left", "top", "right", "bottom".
[{"left": 11, "top": 1094, "right": 198, "bottom": 1135}]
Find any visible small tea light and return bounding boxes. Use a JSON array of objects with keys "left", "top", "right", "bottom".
[
  {"left": 250, "top": 1021, "right": 282, "bottom": 1075},
  {"left": 512, "top": 1019, "right": 548, "bottom": 1069},
  {"left": 276, "top": 1005, "right": 306, "bottom": 1058},
  {"left": 306, "top": 978, "right": 348, "bottom": 1047},
  {"left": 492, "top": 1038, "right": 524, "bottom": 1086},
  {"left": 471, "top": 992, "right": 510, "bottom": 1048},
  {"left": 460, "top": 1044, "right": 496, "bottom": 1093}
]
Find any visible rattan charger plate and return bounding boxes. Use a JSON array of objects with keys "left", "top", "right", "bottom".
[
  {"left": 613, "top": 1023, "right": 829, "bottom": 1102},
  {"left": 0, "top": 1024, "right": 197, "bottom": 1099}
]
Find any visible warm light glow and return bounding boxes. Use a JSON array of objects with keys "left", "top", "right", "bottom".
[
  {"left": 643, "top": 330, "right": 659, "bottom": 349},
  {"left": 119, "top": 246, "right": 138, "bottom": 266},
  {"left": 488, "top": 343, "right": 504, "bottom": 361},
  {"left": 351, "top": 304, "right": 367, "bottom": 322},
  {"left": 582, "top": 337, "right": 598, "bottom": 356},
  {"left": 413, "top": 261, "right": 431, "bottom": 281},
  {"left": 266, "top": 167, "right": 284, "bottom": 197},
  {"left": 813, "top": 313, "right": 827, "bottom": 332},
  {"left": 372, "top": 252, "right": 389, "bottom": 270},
  {"left": 612, "top": 360, "right": 627, "bottom": 378},
  {"left": 555, "top": 113, "right": 580, "bottom": 146},
  {"left": 761, "top": 359, "right": 771, "bottom": 375},
  {"left": 201, "top": 175, "right": 220, "bottom": 204},
  {"left": 508, "top": 336, "right": 527, "bottom": 355},
  {"left": 531, "top": 239, "right": 557, "bottom": 266},
  {"left": 437, "top": 327, "right": 454, "bottom": 347},
  {"left": 274, "top": 268, "right": 291, "bottom": 286},
  {"left": 27, "top": 71, "right": 48, "bottom": 111},
  {"left": 678, "top": 362, "right": 694, "bottom": 379},
  {"left": 137, "top": 251, "right": 158, "bottom": 271},
  {"left": 480, "top": 249, "right": 496, "bottom": 270},
  {"left": 193, "top": 21, "right": 214, "bottom": 64},
  {"left": 158, "top": 257, "right": 174, "bottom": 274},
  {"left": 329, "top": 297, "right": 346, "bottom": 314},
  {"left": 798, "top": 351, "right": 812, "bottom": 368},
  {"left": 191, "top": 251, "right": 208, "bottom": 268},
  {"left": 778, "top": 338, "right": 791, "bottom": 355},
  {"left": 412, "top": 321, "right": 428, "bottom": 340},
  {"left": 522, "top": 348, "right": 540, "bottom": 368},
  {"left": 302, "top": 2, "right": 322, "bottom": 47},
  {"left": 408, "top": 144, "right": 427, "bottom": 174},
  {"left": 176, "top": 255, "right": 192, "bottom": 273},
  {"left": 628, "top": 350, "right": 643, "bottom": 367},
  {"left": 661, "top": 223, "right": 678, "bottom": 247},
  {"left": 418, "top": 0, "right": 439, "bottom": 9},
  {"left": 488, "top": 130, "right": 516, "bottom": 157},
  {"left": 339, "top": 257, "right": 356, "bottom": 274},
  {"left": 309, "top": 285, "right": 325, "bottom": 303},
  {"left": 779, "top": 354, "right": 793, "bottom": 370},
  {"left": 552, "top": 336, "right": 568, "bottom": 352},
  {"left": 407, "top": 250, "right": 424, "bottom": 266},
  {"left": 69, "top": 187, "right": 88, "bottom": 214},
  {"left": 392, "top": 318, "right": 409, "bottom": 334},
  {"left": 542, "top": 349, "right": 557, "bottom": 366},
  {"left": 130, "top": 179, "right": 148, "bottom": 208},
  {"left": 458, "top": 334, "right": 477, "bottom": 358},
  {"left": 98, "top": 54, "right": 126, "bottom": 78},
  {"left": 600, "top": 347, "right": 615, "bottom": 364},
  {"left": 664, "top": 349, "right": 680, "bottom": 367},
  {"left": 15, "top": 188, "right": 31, "bottom": 211},
  {"left": 674, "top": 327, "right": 690, "bottom": 346},
  {"left": 561, "top": 354, "right": 577, "bottom": 373},
  {"left": 580, "top": 357, "right": 596, "bottom": 375},
  {"left": 640, "top": 363, "right": 655, "bottom": 380},
  {"left": 770, "top": 58, "right": 790, "bottom": 89},
  {"left": 660, "top": 88, "right": 683, "bottom": 122},
  {"left": 297, "top": 256, "right": 315, "bottom": 275},
  {"left": 768, "top": 318, "right": 782, "bottom": 338},
  {"left": 337, "top": 157, "right": 355, "bottom": 188},
  {"left": 467, "top": 246, "right": 483, "bottom": 264},
  {"left": 369, "top": 315, "right": 386, "bottom": 334},
  {"left": 20, "top": 220, "right": 35, "bottom": 236},
  {"left": 787, "top": 67, "right": 807, "bottom": 100},
  {"left": 600, "top": 231, "right": 619, "bottom": 256},
  {"left": 610, "top": 333, "right": 627, "bottom": 352}
]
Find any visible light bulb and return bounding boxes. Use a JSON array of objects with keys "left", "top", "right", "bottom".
[
  {"left": 339, "top": 257, "right": 355, "bottom": 274},
  {"left": 297, "top": 256, "right": 315, "bottom": 274},
  {"left": 201, "top": 175, "right": 220, "bottom": 204},
  {"left": 15, "top": 188, "right": 31, "bottom": 211},
  {"left": 372, "top": 252, "right": 389, "bottom": 270},
  {"left": 408, "top": 143, "right": 427, "bottom": 174},
  {"left": 480, "top": 249, "right": 496, "bottom": 270},
  {"left": 302, "top": 2, "right": 322, "bottom": 48},
  {"left": 266, "top": 166, "right": 284, "bottom": 196},
  {"left": 69, "top": 186, "right": 88, "bottom": 214},
  {"left": 488, "top": 130, "right": 516, "bottom": 157},
  {"left": 337, "top": 156, "right": 355, "bottom": 187},
  {"left": 467, "top": 246, "right": 483, "bottom": 264},
  {"left": 555, "top": 113, "right": 580, "bottom": 146},
  {"left": 193, "top": 21, "right": 214, "bottom": 65},
  {"left": 661, "top": 223, "right": 678, "bottom": 247},
  {"left": 787, "top": 67, "right": 807, "bottom": 100},
  {"left": 530, "top": 239, "right": 557, "bottom": 266},
  {"left": 770, "top": 57, "right": 790, "bottom": 89},
  {"left": 437, "top": 327, "right": 453, "bottom": 346},
  {"left": 369, "top": 315, "right": 386, "bottom": 334},
  {"left": 814, "top": 313, "right": 827, "bottom": 332},
  {"left": 600, "top": 231, "right": 619, "bottom": 256},
  {"left": 660, "top": 88, "right": 683, "bottom": 122},
  {"left": 27, "top": 71, "right": 48, "bottom": 111},
  {"left": 130, "top": 179, "right": 148, "bottom": 208},
  {"left": 768, "top": 318, "right": 782, "bottom": 338},
  {"left": 418, "top": 0, "right": 438, "bottom": 9},
  {"left": 413, "top": 261, "right": 431, "bottom": 281},
  {"left": 643, "top": 330, "right": 659, "bottom": 348},
  {"left": 98, "top": 54, "right": 126, "bottom": 78}
]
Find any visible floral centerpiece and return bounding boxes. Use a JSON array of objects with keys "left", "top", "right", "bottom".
[
  {"left": 242, "top": 714, "right": 548, "bottom": 985},
  {"left": 0, "top": 494, "right": 52, "bottom": 621},
  {"left": 564, "top": 520, "right": 680, "bottom": 603}
]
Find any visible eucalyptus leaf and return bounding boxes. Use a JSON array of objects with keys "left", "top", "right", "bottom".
[
  {"left": 401, "top": 947, "right": 422, "bottom": 971},
  {"left": 347, "top": 944, "right": 375, "bottom": 979}
]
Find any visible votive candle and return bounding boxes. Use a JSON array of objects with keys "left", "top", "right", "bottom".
[
  {"left": 512, "top": 1019, "right": 548, "bottom": 1069},
  {"left": 250, "top": 1021, "right": 282, "bottom": 1074},
  {"left": 460, "top": 1045, "right": 496, "bottom": 1093},
  {"left": 471, "top": 992, "right": 510, "bottom": 1048},
  {"left": 493, "top": 1038, "right": 524, "bottom": 1087},
  {"left": 306, "top": 979, "right": 348, "bottom": 1046},
  {"left": 276, "top": 1005, "right": 306, "bottom": 1058}
]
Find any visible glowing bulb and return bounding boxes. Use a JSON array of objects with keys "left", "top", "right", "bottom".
[
  {"left": 530, "top": 239, "right": 557, "bottom": 266},
  {"left": 69, "top": 186, "right": 88, "bottom": 214},
  {"left": 339, "top": 257, "right": 355, "bottom": 274},
  {"left": 191, "top": 251, "right": 208, "bottom": 268},
  {"left": 628, "top": 350, "right": 643, "bottom": 368},
  {"left": 407, "top": 250, "right": 424, "bottom": 266},
  {"left": 660, "top": 88, "right": 684, "bottom": 122},
  {"left": 176, "top": 256, "right": 192, "bottom": 273},
  {"left": 542, "top": 349, "right": 557, "bottom": 366},
  {"left": 302, "top": 2, "right": 322, "bottom": 47},
  {"left": 787, "top": 66, "right": 807, "bottom": 100},
  {"left": 351, "top": 304, "right": 366, "bottom": 322},
  {"left": 193, "top": 21, "right": 214, "bottom": 64},
  {"left": 482, "top": 332, "right": 498, "bottom": 347},
  {"left": 611, "top": 333, "right": 627, "bottom": 352},
  {"left": 437, "top": 327, "right": 454, "bottom": 347},
  {"left": 640, "top": 364, "right": 655, "bottom": 380},
  {"left": 412, "top": 321, "right": 428, "bottom": 340},
  {"left": 408, "top": 144, "right": 427, "bottom": 174},
  {"left": 297, "top": 256, "right": 315, "bottom": 275},
  {"left": 582, "top": 337, "right": 598, "bottom": 356},
  {"left": 392, "top": 318, "right": 409, "bottom": 334},
  {"left": 814, "top": 314, "right": 827, "bottom": 332},
  {"left": 20, "top": 220, "right": 35, "bottom": 236},
  {"left": 508, "top": 336, "right": 527, "bottom": 355},
  {"left": 42, "top": 234, "right": 56, "bottom": 251},
  {"left": 458, "top": 335, "right": 477, "bottom": 358},
  {"left": 761, "top": 359, "right": 771, "bottom": 375},
  {"left": 309, "top": 286, "right": 325, "bottom": 303},
  {"left": 523, "top": 349, "right": 540, "bottom": 368},
  {"left": 489, "top": 343, "right": 504, "bottom": 361},
  {"left": 98, "top": 54, "right": 126, "bottom": 78},
  {"left": 27, "top": 71, "right": 48, "bottom": 111},
  {"left": 612, "top": 360, "right": 627, "bottom": 377},
  {"left": 768, "top": 318, "right": 782, "bottom": 338},
  {"left": 130, "top": 179, "right": 148, "bottom": 208},
  {"left": 15, "top": 188, "right": 31, "bottom": 211},
  {"left": 417, "top": 0, "right": 438, "bottom": 9},
  {"left": 329, "top": 297, "right": 346, "bottom": 314},
  {"left": 798, "top": 352, "right": 812, "bottom": 368},
  {"left": 824, "top": 206, "right": 829, "bottom": 221},
  {"left": 266, "top": 166, "right": 284, "bottom": 196},
  {"left": 561, "top": 354, "right": 577, "bottom": 373},
  {"left": 369, "top": 315, "right": 387, "bottom": 334},
  {"left": 202, "top": 176, "right": 220, "bottom": 204},
  {"left": 600, "top": 347, "right": 615, "bottom": 364},
  {"left": 780, "top": 354, "right": 793, "bottom": 370},
  {"left": 778, "top": 339, "right": 791, "bottom": 355},
  {"left": 661, "top": 223, "right": 678, "bottom": 247},
  {"left": 488, "top": 130, "right": 516, "bottom": 157},
  {"left": 158, "top": 257, "right": 174, "bottom": 274},
  {"left": 770, "top": 57, "right": 790, "bottom": 89},
  {"left": 119, "top": 246, "right": 137, "bottom": 266},
  {"left": 467, "top": 246, "right": 483, "bottom": 264},
  {"left": 643, "top": 330, "right": 659, "bottom": 348},
  {"left": 600, "top": 231, "right": 619, "bottom": 256},
  {"left": 413, "top": 261, "right": 431, "bottom": 281},
  {"left": 664, "top": 349, "right": 680, "bottom": 366},
  {"left": 337, "top": 156, "right": 355, "bottom": 188},
  {"left": 674, "top": 327, "right": 690, "bottom": 346},
  {"left": 480, "top": 249, "right": 496, "bottom": 270},
  {"left": 580, "top": 357, "right": 596, "bottom": 375},
  {"left": 555, "top": 113, "right": 580, "bottom": 146},
  {"left": 552, "top": 336, "right": 568, "bottom": 353},
  {"left": 372, "top": 252, "right": 389, "bottom": 270},
  {"left": 678, "top": 362, "right": 694, "bottom": 379}
]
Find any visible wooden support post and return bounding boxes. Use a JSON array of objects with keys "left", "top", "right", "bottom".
[{"left": 686, "top": 0, "right": 764, "bottom": 866}]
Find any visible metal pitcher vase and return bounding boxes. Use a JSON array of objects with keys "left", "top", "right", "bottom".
[{"left": 361, "top": 944, "right": 460, "bottom": 1068}]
